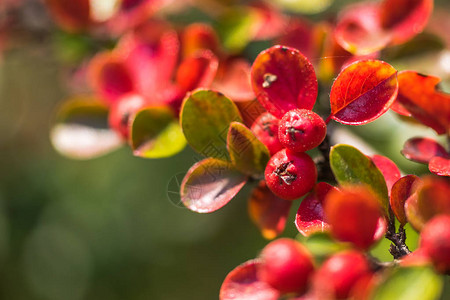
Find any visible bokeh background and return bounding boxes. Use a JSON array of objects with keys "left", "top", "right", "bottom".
[{"left": 0, "top": 0, "right": 449, "bottom": 299}]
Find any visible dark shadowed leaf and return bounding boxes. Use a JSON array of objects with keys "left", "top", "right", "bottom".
[
  {"left": 329, "top": 60, "right": 398, "bottom": 125},
  {"left": 390, "top": 175, "right": 422, "bottom": 225},
  {"left": 181, "top": 158, "right": 247, "bottom": 213},
  {"left": 130, "top": 107, "right": 186, "bottom": 158},
  {"left": 401, "top": 137, "right": 448, "bottom": 164},
  {"left": 248, "top": 181, "right": 292, "bottom": 239},
  {"left": 370, "top": 266, "right": 443, "bottom": 300},
  {"left": 330, "top": 144, "right": 389, "bottom": 213},
  {"left": 220, "top": 259, "right": 280, "bottom": 300},
  {"left": 180, "top": 89, "right": 242, "bottom": 161},
  {"left": 371, "top": 155, "right": 401, "bottom": 194},
  {"left": 395, "top": 71, "right": 450, "bottom": 135},
  {"left": 428, "top": 157, "right": 450, "bottom": 177},
  {"left": 251, "top": 45, "right": 317, "bottom": 118},
  {"left": 227, "top": 122, "right": 270, "bottom": 177},
  {"left": 50, "top": 96, "right": 123, "bottom": 159},
  {"left": 295, "top": 182, "right": 337, "bottom": 237}
]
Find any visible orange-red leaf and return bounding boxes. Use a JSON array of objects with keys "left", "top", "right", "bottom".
[
  {"left": 429, "top": 157, "right": 450, "bottom": 177},
  {"left": 390, "top": 175, "right": 422, "bottom": 225},
  {"left": 401, "top": 137, "right": 448, "bottom": 164}
]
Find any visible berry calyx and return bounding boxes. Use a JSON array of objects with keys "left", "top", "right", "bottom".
[
  {"left": 278, "top": 109, "right": 327, "bottom": 153},
  {"left": 257, "top": 238, "right": 315, "bottom": 294},
  {"left": 314, "top": 250, "right": 372, "bottom": 299},
  {"left": 419, "top": 214, "right": 450, "bottom": 273},
  {"left": 265, "top": 149, "right": 317, "bottom": 200},
  {"left": 251, "top": 112, "right": 283, "bottom": 156}
]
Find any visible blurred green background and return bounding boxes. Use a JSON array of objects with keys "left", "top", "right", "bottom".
[{"left": 0, "top": 0, "right": 449, "bottom": 299}]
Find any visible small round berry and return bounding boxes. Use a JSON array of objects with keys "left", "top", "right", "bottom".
[
  {"left": 278, "top": 109, "right": 326, "bottom": 153},
  {"left": 314, "top": 251, "right": 372, "bottom": 299},
  {"left": 251, "top": 113, "right": 283, "bottom": 156},
  {"left": 419, "top": 214, "right": 450, "bottom": 273},
  {"left": 258, "top": 238, "right": 315, "bottom": 294},
  {"left": 265, "top": 149, "right": 317, "bottom": 200},
  {"left": 108, "top": 93, "right": 148, "bottom": 139}
]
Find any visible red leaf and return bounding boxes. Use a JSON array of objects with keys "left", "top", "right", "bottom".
[
  {"left": 45, "top": 0, "right": 91, "bottom": 32},
  {"left": 213, "top": 58, "right": 254, "bottom": 102},
  {"left": 277, "top": 18, "right": 316, "bottom": 61},
  {"left": 250, "top": 2, "right": 287, "bottom": 41},
  {"left": 248, "top": 181, "right": 292, "bottom": 240},
  {"left": 395, "top": 71, "right": 450, "bottom": 135},
  {"left": 379, "top": 0, "right": 433, "bottom": 44},
  {"left": 417, "top": 176, "right": 450, "bottom": 222},
  {"left": 370, "top": 155, "right": 401, "bottom": 194},
  {"left": 329, "top": 60, "right": 398, "bottom": 125},
  {"left": 220, "top": 259, "right": 280, "bottom": 300},
  {"left": 181, "top": 23, "right": 220, "bottom": 58},
  {"left": 180, "top": 158, "right": 247, "bottom": 213},
  {"left": 390, "top": 175, "right": 422, "bottom": 225},
  {"left": 295, "top": 182, "right": 337, "bottom": 237},
  {"left": 175, "top": 50, "right": 218, "bottom": 92},
  {"left": 429, "top": 157, "right": 450, "bottom": 177},
  {"left": 324, "top": 185, "right": 385, "bottom": 250},
  {"left": 401, "top": 137, "right": 448, "bottom": 164},
  {"left": 334, "top": 3, "right": 391, "bottom": 55},
  {"left": 251, "top": 45, "right": 317, "bottom": 118}
]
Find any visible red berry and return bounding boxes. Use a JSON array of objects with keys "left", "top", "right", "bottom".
[
  {"left": 278, "top": 109, "right": 326, "bottom": 153},
  {"left": 258, "top": 238, "right": 315, "bottom": 294},
  {"left": 314, "top": 251, "right": 372, "bottom": 299},
  {"left": 108, "top": 93, "right": 149, "bottom": 139},
  {"left": 251, "top": 112, "right": 283, "bottom": 156},
  {"left": 419, "top": 214, "right": 450, "bottom": 273},
  {"left": 265, "top": 149, "right": 317, "bottom": 200}
]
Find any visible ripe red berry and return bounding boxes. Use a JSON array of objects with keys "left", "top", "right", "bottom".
[
  {"left": 108, "top": 93, "right": 148, "bottom": 139},
  {"left": 257, "top": 238, "right": 315, "bottom": 294},
  {"left": 314, "top": 251, "right": 372, "bottom": 299},
  {"left": 251, "top": 112, "right": 283, "bottom": 156},
  {"left": 278, "top": 109, "right": 326, "bottom": 153},
  {"left": 265, "top": 149, "right": 317, "bottom": 200},
  {"left": 419, "top": 214, "right": 450, "bottom": 273}
]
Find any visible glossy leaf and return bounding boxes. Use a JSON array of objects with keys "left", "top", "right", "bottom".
[
  {"left": 334, "top": 3, "right": 391, "bottom": 55},
  {"left": 219, "top": 259, "right": 280, "bottom": 300},
  {"left": 395, "top": 71, "right": 450, "bottom": 135},
  {"left": 417, "top": 176, "right": 450, "bottom": 222},
  {"left": 371, "top": 155, "right": 401, "bottom": 194},
  {"left": 175, "top": 50, "right": 218, "bottom": 92},
  {"left": 401, "top": 137, "right": 448, "bottom": 164},
  {"left": 371, "top": 266, "right": 443, "bottom": 300},
  {"left": 180, "top": 158, "right": 247, "bottom": 213},
  {"left": 50, "top": 96, "right": 123, "bottom": 159},
  {"left": 180, "top": 89, "right": 242, "bottom": 161},
  {"left": 429, "top": 157, "right": 450, "bottom": 177},
  {"left": 227, "top": 122, "right": 270, "bottom": 177},
  {"left": 379, "top": 0, "right": 433, "bottom": 44},
  {"left": 130, "top": 107, "right": 186, "bottom": 158},
  {"left": 330, "top": 144, "right": 389, "bottom": 213},
  {"left": 329, "top": 60, "right": 398, "bottom": 125},
  {"left": 248, "top": 181, "right": 292, "bottom": 239},
  {"left": 324, "top": 186, "right": 385, "bottom": 250},
  {"left": 295, "top": 182, "right": 337, "bottom": 237},
  {"left": 390, "top": 175, "right": 421, "bottom": 225},
  {"left": 251, "top": 45, "right": 317, "bottom": 118}
]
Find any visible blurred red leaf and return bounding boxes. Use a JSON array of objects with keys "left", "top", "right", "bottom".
[
  {"left": 250, "top": 2, "right": 287, "bottom": 41},
  {"left": 277, "top": 18, "right": 317, "bottom": 60},
  {"left": 401, "top": 137, "right": 448, "bottom": 164},
  {"left": 324, "top": 185, "right": 385, "bottom": 250},
  {"left": 417, "top": 176, "right": 450, "bottom": 222},
  {"left": 248, "top": 181, "right": 292, "bottom": 240},
  {"left": 175, "top": 50, "right": 219, "bottom": 92},
  {"left": 429, "top": 157, "right": 450, "bottom": 177},
  {"left": 405, "top": 192, "right": 425, "bottom": 231},
  {"left": 181, "top": 23, "right": 220, "bottom": 58},
  {"left": 371, "top": 155, "right": 401, "bottom": 194},
  {"left": 220, "top": 259, "right": 280, "bottom": 300},
  {"left": 251, "top": 45, "right": 317, "bottom": 118},
  {"left": 329, "top": 60, "right": 398, "bottom": 125},
  {"left": 390, "top": 175, "right": 422, "bottom": 225},
  {"left": 379, "top": 0, "right": 433, "bottom": 44},
  {"left": 295, "top": 182, "right": 337, "bottom": 237},
  {"left": 395, "top": 71, "right": 450, "bottom": 135},
  {"left": 213, "top": 58, "right": 254, "bottom": 102},
  {"left": 45, "top": 0, "right": 91, "bottom": 32}
]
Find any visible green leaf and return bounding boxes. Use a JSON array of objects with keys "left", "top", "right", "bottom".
[
  {"left": 50, "top": 96, "right": 123, "bottom": 160},
  {"left": 297, "top": 232, "right": 347, "bottom": 263},
  {"left": 227, "top": 122, "right": 270, "bottom": 177},
  {"left": 180, "top": 89, "right": 242, "bottom": 161},
  {"left": 216, "top": 8, "right": 257, "bottom": 53},
  {"left": 181, "top": 158, "right": 247, "bottom": 213},
  {"left": 330, "top": 144, "right": 389, "bottom": 213},
  {"left": 371, "top": 266, "right": 443, "bottom": 300},
  {"left": 130, "top": 107, "right": 186, "bottom": 158}
]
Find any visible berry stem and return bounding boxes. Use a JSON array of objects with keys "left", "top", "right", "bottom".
[{"left": 385, "top": 207, "right": 411, "bottom": 259}]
